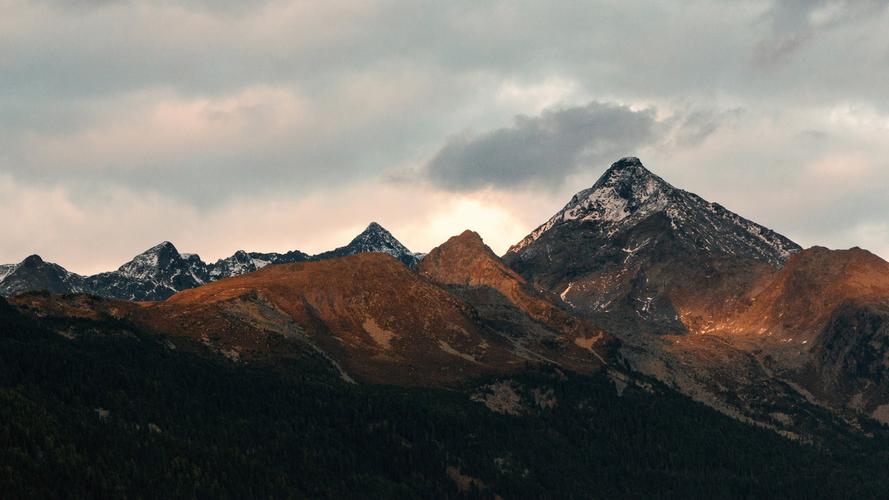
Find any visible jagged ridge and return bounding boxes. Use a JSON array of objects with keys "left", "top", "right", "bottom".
[{"left": 0, "top": 222, "right": 416, "bottom": 300}]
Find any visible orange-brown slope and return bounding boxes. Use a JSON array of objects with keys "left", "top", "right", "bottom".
[
  {"left": 10, "top": 291, "right": 142, "bottom": 321},
  {"left": 137, "top": 252, "right": 526, "bottom": 386},
  {"left": 736, "top": 246, "right": 889, "bottom": 340},
  {"left": 731, "top": 247, "right": 889, "bottom": 417},
  {"left": 419, "top": 230, "right": 613, "bottom": 370}
]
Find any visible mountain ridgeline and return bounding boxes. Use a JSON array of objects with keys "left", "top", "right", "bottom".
[
  {"left": 0, "top": 223, "right": 418, "bottom": 301},
  {"left": 4, "top": 156, "right": 889, "bottom": 498}
]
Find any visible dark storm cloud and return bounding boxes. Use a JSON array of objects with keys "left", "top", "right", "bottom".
[{"left": 425, "top": 102, "right": 659, "bottom": 191}]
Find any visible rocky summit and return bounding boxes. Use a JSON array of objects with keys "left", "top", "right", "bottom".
[{"left": 314, "top": 222, "right": 422, "bottom": 268}]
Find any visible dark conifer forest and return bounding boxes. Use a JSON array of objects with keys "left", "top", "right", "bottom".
[{"left": 3, "top": 297, "right": 889, "bottom": 499}]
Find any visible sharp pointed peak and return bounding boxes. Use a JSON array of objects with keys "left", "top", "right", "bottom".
[
  {"left": 349, "top": 222, "right": 401, "bottom": 245},
  {"left": 361, "top": 222, "right": 389, "bottom": 234},
  {"left": 596, "top": 156, "right": 661, "bottom": 186},
  {"left": 144, "top": 241, "right": 179, "bottom": 254},
  {"left": 117, "top": 241, "right": 184, "bottom": 278},
  {"left": 313, "top": 220, "right": 416, "bottom": 266}
]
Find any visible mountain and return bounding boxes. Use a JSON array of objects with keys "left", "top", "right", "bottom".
[
  {"left": 3, "top": 156, "right": 889, "bottom": 437},
  {"left": 0, "top": 224, "right": 410, "bottom": 301},
  {"left": 504, "top": 157, "right": 889, "bottom": 432},
  {"left": 419, "top": 230, "right": 613, "bottom": 371},
  {"left": 505, "top": 157, "right": 801, "bottom": 333},
  {"left": 208, "top": 249, "right": 311, "bottom": 280},
  {"left": 314, "top": 222, "right": 421, "bottom": 268},
  {"left": 730, "top": 247, "right": 889, "bottom": 422},
  {"left": 0, "top": 243, "right": 312, "bottom": 301},
  {"left": 83, "top": 242, "right": 209, "bottom": 301},
  {"left": 0, "top": 255, "right": 85, "bottom": 297},
  {"left": 133, "top": 252, "right": 532, "bottom": 385},
  {"left": 248, "top": 249, "right": 311, "bottom": 265},
  {"left": 209, "top": 250, "right": 270, "bottom": 280},
  {"left": 6, "top": 232, "right": 610, "bottom": 386},
  {"left": 6, "top": 161, "right": 889, "bottom": 496}
]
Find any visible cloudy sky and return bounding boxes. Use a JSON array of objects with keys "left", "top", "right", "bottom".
[{"left": 2, "top": 0, "right": 889, "bottom": 273}]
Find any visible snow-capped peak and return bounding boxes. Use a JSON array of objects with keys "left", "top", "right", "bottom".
[
  {"left": 314, "top": 222, "right": 419, "bottom": 267},
  {"left": 117, "top": 241, "right": 183, "bottom": 280},
  {"left": 508, "top": 157, "right": 800, "bottom": 266},
  {"left": 510, "top": 158, "right": 674, "bottom": 251},
  {"left": 349, "top": 222, "right": 410, "bottom": 255}
]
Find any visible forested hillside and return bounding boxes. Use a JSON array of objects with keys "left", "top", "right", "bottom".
[{"left": 2, "top": 297, "right": 889, "bottom": 499}]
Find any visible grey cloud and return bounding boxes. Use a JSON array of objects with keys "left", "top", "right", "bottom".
[
  {"left": 753, "top": 33, "right": 813, "bottom": 68},
  {"left": 37, "top": 0, "right": 269, "bottom": 14},
  {"left": 2, "top": 0, "right": 889, "bottom": 262},
  {"left": 664, "top": 109, "right": 743, "bottom": 149},
  {"left": 425, "top": 102, "right": 658, "bottom": 191},
  {"left": 754, "top": 0, "right": 889, "bottom": 67}
]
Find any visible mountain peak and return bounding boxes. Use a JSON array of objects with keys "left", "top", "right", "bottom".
[
  {"left": 349, "top": 222, "right": 403, "bottom": 249},
  {"left": 420, "top": 230, "right": 522, "bottom": 289},
  {"left": 117, "top": 241, "right": 184, "bottom": 280},
  {"left": 507, "top": 157, "right": 799, "bottom": 268},
  {"left": 0, "top": 254, "right": 82, "bottom": 296},
  {"left": 453, "top": 229, "right": 485, "bottom": 245},
  {"left": 21, "top": 254, "right": 46, "bottom": 267},
  {"left": 430, "top": 230, "right": 492, "bottom": 260},
  {"left": 508, "top": 157, "right": 674, "bottom": 253},
  {"left": 316, "top": 222, "right": 419, "bottom": 268},
  {"left": 595, "top": 157, "right": 668, "bottom": 196},
  {"left": 608, "top": 156, "right": 644, "bottom": 170},
  {"left": 150, "top": 241, "right": 179, "bottom": 253},
  {"left": 353, "top": 222, "right": 396, "bottom": 243}
]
